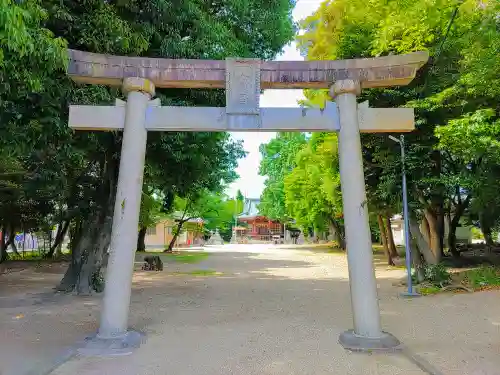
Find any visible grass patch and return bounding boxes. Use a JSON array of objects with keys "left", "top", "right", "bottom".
[
  {"left": 7, "top": 252, "right": 44, "bottom": 261},
  {"left": 327, "top": 247, "right": 344, "bottom": 254},
  {"left": 415, "top": 265, "right": 500, "bottom": 296},
  {"left": 391, "top": 264, "right": 407, "bottom": 269},
  {"left": 372, "top": 244, "right": 405, "bottom": 256},
  {"left": 173, "top": 269, "right": 221, "bottom": 276},
  {"left": 464, "top": 266, "right": 500, "bottom": 290},
  {"left": 171, "top": 252, "right": 209, "bottom": 264},
  {"left": 6, "top": 252, "right": 71, "bottom": 262},
  {"left": 155, "top": 251, "right": 208, "bottom": 264},
  {"left": 418, "top": 285, "right": 441, "bottom": 295}
]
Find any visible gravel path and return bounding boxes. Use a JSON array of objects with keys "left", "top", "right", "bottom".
[
  {"left": 50, "top": 245, "right": 420, "bottom": 375},
  {"left": 3, "top": 245, "right": 500, "bottom": 375}
]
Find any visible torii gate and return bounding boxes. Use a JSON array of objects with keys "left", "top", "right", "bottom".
[{"left": 68, "top": 49, "right": 428, "bottom": 354}]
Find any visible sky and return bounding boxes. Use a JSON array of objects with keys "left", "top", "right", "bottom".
[{"left": 225, "top": 0, "right": 323, "bottom": 199}]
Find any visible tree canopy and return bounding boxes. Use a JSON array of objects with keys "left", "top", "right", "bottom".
[
  {"left": 258, "top": 132, "right": 306, "bottom": 222},
  {"left": 258, "top": 0, "right": 500, "bottom": 263},
  {"left": 0, "top": 0, "right": 295, "bottom": 292}
]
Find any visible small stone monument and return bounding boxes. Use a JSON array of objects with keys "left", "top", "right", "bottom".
[
  {"left": 206, "top": 228, "right": 224, "bottom": 245},
  {"left": 229, "top": 229, "right": 238, "bottom": 244}
]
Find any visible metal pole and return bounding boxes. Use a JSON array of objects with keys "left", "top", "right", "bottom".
[
  {"left": 234, "top": 204, "right": 237, "bottom": 241},
  {"left": 233, "top": 195, "right": 238, "bottom": 243},
  {"left": 400, "top": 135, "right": 419, "bottom": 297}
]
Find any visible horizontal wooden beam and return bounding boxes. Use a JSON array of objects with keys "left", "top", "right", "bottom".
[
  {"left": 69, "top": 103, "right": 414, "bottom": 133},
  {"left": 68, "top": 49, "right": 429, "bottom": 90}
]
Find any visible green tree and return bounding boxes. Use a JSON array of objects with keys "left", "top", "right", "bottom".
[
  {"left": 205, "top": 196, "right": 244, "bottom": 241},
  {"left": 284, "top": 133, "right": 345, "bottom": 247},
  {"left": 436, "top": 109, "right": 500, "bottom": 248},
  {"left": 1, "top": 0, "right": 295, "bottom": 293},
  {"left": 298, "top": 0, "right": 500, "bottom": 264},
  {"left": 137, "top": 189, "right": 167, "bottom": 252},
  {"left": 165, "top": 191, "right": 225, "bottom": 252},
  {"left": 258, "top": 132, "right": 306, "bottom": 221},
  {"left": 0, "top": 0, "right": 68, "bottom": 260},
  {"left": 236, "top": 189, "right": 244, "bottom": 202}
]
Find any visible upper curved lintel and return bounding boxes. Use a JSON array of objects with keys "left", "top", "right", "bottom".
[{"left": 67, "top": 49, "right": 429, "bottom": 89}]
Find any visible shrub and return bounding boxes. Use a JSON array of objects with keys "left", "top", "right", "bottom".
[
  {"left": 470, "top": 227, "right": 484, "bottom": 240},
  {"left": 424, "top": 264, "right": 452, "bottom": 287},
  {"left": 91, "top": 268, "right": 105, "bottom": 293},
  {"left": 412, "top": 263, "right": 451, "bottom": 287}
]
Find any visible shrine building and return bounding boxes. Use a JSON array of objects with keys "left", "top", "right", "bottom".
[{"left": 235, "top": 198, "right": 284, "bottom": 243}]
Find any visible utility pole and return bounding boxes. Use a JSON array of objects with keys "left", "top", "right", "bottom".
[
  {"left": 389, "top": 135, "right": 419, "bottom": 298},
  {"left": 234, "top": 193, "right": 238, "bottom": 242}
]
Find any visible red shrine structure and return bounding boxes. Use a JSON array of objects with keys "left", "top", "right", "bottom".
[{"left": 234, "top": 198, "right": 284, "bottom": 243}]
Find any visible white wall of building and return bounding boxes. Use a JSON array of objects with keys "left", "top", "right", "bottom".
[{"left": 391, "top": 215, "right": 472, "bottom": 246}]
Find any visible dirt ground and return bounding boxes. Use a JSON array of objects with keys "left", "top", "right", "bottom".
[{"left": 1, "top": 245, "right": 500, "bottom": 375}]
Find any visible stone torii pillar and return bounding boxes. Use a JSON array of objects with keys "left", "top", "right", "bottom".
[
  {"left": 67, "top": 49, "right": 428, "bottom": 354},
  {"left": 99, "top": 78, "right": 154, "bottom": 340},
  {"left": 332, "top": 80, "right": 399, "bottom": 350},
  {"left": 77, "top": 77, "right": 157, "bottom": 355}
]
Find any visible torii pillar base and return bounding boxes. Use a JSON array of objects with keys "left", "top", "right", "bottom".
[
  {"left": 77, "top": 331, "right": 144, "bottom": 357},
  {"left": 339, "top": 330, "right": 401, "bottom": 352}
]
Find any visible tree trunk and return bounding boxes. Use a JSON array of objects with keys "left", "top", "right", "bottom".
[
  {"left": 137, "top": 227, "right": 147, "bottom": 252},
  {"left": 335, "top": 229, "right": 346, "bottom": 250},
  {"left": 58, "top": 198, "right": 114, "bottom": 294},
  {"left": 10, "top": 238, "right": 19, "bottom": 256},
  {"left": 68, "top": 219, "right": 82, "bottom": 253},
  {"left": 54, "top": 243, "right": 63, "bottom": 258},
  {"left": 421, "top": 216, "right": 431, "bottom": 247},
  {"left": 165, "top": 221, "right": 185, "bottom": 252},
  {"left": 384, "top": 216, "right": 398, "bottom": 258},
  {"left": 0, "top": 249, "right": 6, "bottom": 263},
  {"left": 57, "top": 218, "right": 91, "bottom": 292},
  {"left": 48, "top": 229, "right": 53, "bottom": 255},
  {"left": 329, "top": 218, "right": 345, "bottom": 250},
  {"left": 424, "top": 208, "right": 442, "bottom": 263},
  {"left": 410, "top": 236, "right": 425, "bottom": 283},
  {"left": 409, "top": 216, "right": 439, "bottom": 265},
  {"left": 448, "top": 194, "right": 471, "bottom": 257},
  {"left": 480, "top": 215, "right": 494, "bottom": 247},
  {"left": 447, "top": 213, "right": 459, "bottom": 258},
  {"left": 437, "top": 202, "right": 445, "bottom": 258},
  {"left": 484, "top": 231, "right": 494, "bottom": 247},
  {"left": 377, "top": 215, "right": 393, "bottom": 266},
  {"left": 0, "top": 228, "right": 8, "bottom": 263},
  {"left": 76, "top": 209, "right": 113, "bottom": 295},
  {"left": 6, "top": 224, "right": 20, "bottom": 256},
  {"left": 45, "top": 220, "right": 70, "bottom": 258},
  {"left": 58, "top": 145, "right": 118, "bottom": 294}
]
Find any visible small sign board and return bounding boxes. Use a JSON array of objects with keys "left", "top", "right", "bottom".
[{"left": 225, "top": 58, "right": 262, "bottom": 130}]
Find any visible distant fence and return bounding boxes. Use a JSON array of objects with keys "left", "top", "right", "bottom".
[{"left": 6, "top": 231, "right": 67, "bottom": 254}]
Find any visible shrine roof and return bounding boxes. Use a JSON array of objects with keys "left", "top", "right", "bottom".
[
  {"left": 170, "top": 211, "right": 204, "bottom": 223},
  {"left": 238, "top": 216, "right": 270, "bottom": 221}
]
